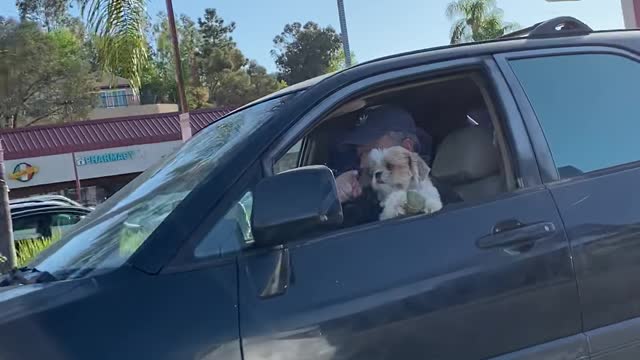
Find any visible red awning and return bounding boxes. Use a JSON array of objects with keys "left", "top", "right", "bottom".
[{"left": 0, "top": 108, "right": 233, "bottom": 160}]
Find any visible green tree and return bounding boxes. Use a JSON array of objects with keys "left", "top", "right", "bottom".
[
  {"left": 139, "top": 45, "right": 177, "bottom": 104},
  {"left": 0, "top": 19, "right": 96, "bottom": 128},
  {"left": 272, "top": 21, "right": 342, "bottom": 85},
  {"left": 187, "top": 86, "right": 211, "bottom": 109},
  {"left": 327, "top": 48, "right": 357, "bottom": 73},
  {"left": 179, "top": 14, "right": 201, "bottom": 86},
  {"left": 197, "top": 8, "right": 235, "bottom": 57},
  {"left": 211, "top": 69, "right": 252, "bottom": 106},
  {"left": 246, "top": 61, "right": 286, "bottom": 99},
  {"left": 142, "top": 9, "right": 283, "bottom": 108},
  {"left": 144, "top": 12, "right": 198, "bottom": 104},
  {"left": 16, "top": 0, "right": 71, "bottom": 31},
  {"left": 205, "top": 51, "right": 283, "bottom": 107},
  {"left": 202, "top": 46, "right": 245, "bottom": 101},
  {"left": 78, "top": 0, "right": 148, "bottom": 90},
  {"left": 446, "top": 0, "right": 519, "bottom": 44},
  {"left": 196, "top": 8, "right": 246, "bottom": 104}
]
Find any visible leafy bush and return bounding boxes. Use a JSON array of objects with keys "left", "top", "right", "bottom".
[
  {"left": 16, "top": 234, "right": 60, "bottom": 267},
  {"left": 0, "top": 234, "right": 61, "bottom": 271}
]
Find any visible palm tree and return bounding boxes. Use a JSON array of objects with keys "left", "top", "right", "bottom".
[
  {"left": 446, "top": 0, "right": 519, "bottom": 44},
  {"left": 78, "top": 0, "right": 149, "bottom": 90}
]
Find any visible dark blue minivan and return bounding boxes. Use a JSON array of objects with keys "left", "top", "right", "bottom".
[{"left": 2, "top": 17, "right": 640, "bottom": 359}]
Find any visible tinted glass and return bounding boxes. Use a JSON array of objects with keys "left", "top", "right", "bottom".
[
  {"left": 194, "top": 191, "right": 253, "bottom": 258},
  {"left": 274, "top": 140, "right": 302, "bottom": 173},
  {"left": 510, "top": 53, "right": 640, "bottom": 178}
]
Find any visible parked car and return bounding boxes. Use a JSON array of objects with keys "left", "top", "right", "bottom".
[
  {"left": 9, "top": 202, "right": 92, "bottom": 265},
  {"left": 1, "top": 17, "right": 639, "bottom": 359},
  {"left": 11, "top": 204, "right": 92, "bottom": 243},
  {"left": 10, "top": 200, "right": 78, "bottom": 215},
  {"left": 10, "top": 195, "right": 83, "bottom": 208}
]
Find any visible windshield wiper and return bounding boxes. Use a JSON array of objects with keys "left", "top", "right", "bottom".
[{"left": 0, "top": 267, "right": 57, "bottom": 287}]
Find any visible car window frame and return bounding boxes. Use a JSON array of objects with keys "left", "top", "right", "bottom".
[
  {"left": 265, "top": 56, "right": 540, "bottom": 189},
  {"left": 163, "top": 161, "right": 262, "bottom": 273},
  {"left": 257, "top": 57, "right": 544, "bottom": 239},
  {"left": 273, "top": 138, "right": 306, "bottom": 174},
  {"left": 164, "top": 56, "right": 544, "bottom": 272},
  {"left": 494, "top": 46, "right": 640, "bottom": 184},
  {"left": 128, "top": 94, "right": 299, "bottom": 275}
]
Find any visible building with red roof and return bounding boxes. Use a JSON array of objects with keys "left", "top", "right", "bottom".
[{"left": 0, "top": 107, "right": 232, "bottom": 205}]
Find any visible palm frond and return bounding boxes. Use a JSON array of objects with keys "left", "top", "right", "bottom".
[
  {"left": 502, "top": 21, "right": 521, "bottom": 33},
  {"left": 78, "top": 0, "right": 148, "bottom": 91},
  {"left": 450, "top": 19, "right": 468, "bottom": 44},
  {"left": 467, "top": 0, "right": 489, "bottom": 35},
  {"left": 445, "top": 0, "right": 466, "bottom": 20},
  {"left": 446, "top": 0, "right": 515, "bottom": 43}
]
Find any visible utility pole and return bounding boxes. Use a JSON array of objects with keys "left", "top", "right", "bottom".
[
  {"left": 165, "top": 0, "right": 192, "bottom": 142},
  {"left": 0, "top": 140, "right": 16, "bottom": 273},
  {"left": 336, "top": 0, "right": 352, "bottom": 67}
]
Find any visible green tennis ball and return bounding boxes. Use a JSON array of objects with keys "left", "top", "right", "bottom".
[{"left": 405, "top": 190, "right": 426, "bottom": 214}]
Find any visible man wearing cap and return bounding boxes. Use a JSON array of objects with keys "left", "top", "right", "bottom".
[{"left": 334, "top": 105, "right": 460, "bottom": 225}]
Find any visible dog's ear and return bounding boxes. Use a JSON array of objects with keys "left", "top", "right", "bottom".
[{"left": 408, "top": 152, "right": 430, "bottom": 181}]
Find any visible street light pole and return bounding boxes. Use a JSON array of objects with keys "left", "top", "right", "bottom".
[
  {"left": 336, "top": 0, "right": 352, "bottom": 67},
  {"left": 165, "top": 0, "right": 192, "bottom": 142},
  {"left": 0, "top": 140, "right": 16, "bottom": 273}
]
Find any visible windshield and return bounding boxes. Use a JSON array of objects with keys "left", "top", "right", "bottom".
[{"left": 30, "top": 95, "right": 292, "bottom": 279}]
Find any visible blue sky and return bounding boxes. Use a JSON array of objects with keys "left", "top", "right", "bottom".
[{"left": 0, "top": 0, "right": 624, "bottom": 73}]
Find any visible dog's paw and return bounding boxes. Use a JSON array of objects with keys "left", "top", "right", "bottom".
[
  {"left": 424, "top": 198, "right": 443, "bottom": 214},
  {"left": 380, "top": 191, "right": 407, "bottom": 220},
  {"left": 380, "top": 206, "right": 406, "bottom": 220}
]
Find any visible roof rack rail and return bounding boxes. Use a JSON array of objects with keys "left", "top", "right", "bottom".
[{"left": 501, "top": 16, "right": 593, "bottom": 39}]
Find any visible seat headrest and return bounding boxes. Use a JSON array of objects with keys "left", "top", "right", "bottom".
[{"left": 431, "top": 127, "right": 500, "bottom": 184}]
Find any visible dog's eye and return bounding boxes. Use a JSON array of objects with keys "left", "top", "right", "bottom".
[{"left": 386, "top": 163, "right": 393, "bottom": 171}]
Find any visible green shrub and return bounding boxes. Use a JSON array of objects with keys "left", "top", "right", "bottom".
[
  {"left": 0, "top": 234, "right": 62, "bottom": 270},
  {"left": 16, "top": 234, "right": 60, "bottom": 267}
]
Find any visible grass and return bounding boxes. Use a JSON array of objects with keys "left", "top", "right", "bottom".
[
  {"left": 0, "top": 226, "right": 155, "bottom": 274},
  {"left": 0, "top": 234, "right": 61, "bottom": 271},
  {"left": 16, "top": 235, "right": 59, "bottom": 267}
]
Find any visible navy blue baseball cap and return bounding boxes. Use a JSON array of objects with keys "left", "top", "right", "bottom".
[{"left": 341, "top": 105, "right": 418, "bottom": 146}]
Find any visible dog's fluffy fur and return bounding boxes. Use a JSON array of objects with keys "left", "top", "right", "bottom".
[{"left": 363, "top": 146, "right": 443, "bottom": 220}]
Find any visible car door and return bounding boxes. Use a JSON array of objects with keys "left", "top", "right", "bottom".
[
  {"left": 498, "top": 46, "right": 640, "bottom": 359},
  {"left": 237, "top": 59, "right": 585, "bottom": 360}
]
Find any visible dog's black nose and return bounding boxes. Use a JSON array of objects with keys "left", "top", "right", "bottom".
[{"left": 374, "top": 171, "right": 382, "bottom": 181}]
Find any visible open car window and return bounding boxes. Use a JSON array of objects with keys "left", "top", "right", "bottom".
[{"left": 271, "top": 73, "right": 511, "bottom": 229}]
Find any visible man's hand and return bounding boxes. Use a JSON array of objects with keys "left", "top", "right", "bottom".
[{"left": 335, "top": 170, "right": 362, "bottom": 203}]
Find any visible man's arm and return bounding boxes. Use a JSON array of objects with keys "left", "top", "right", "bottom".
[{"left": 335, "top": 170, "right": 362, "bottom": 203}]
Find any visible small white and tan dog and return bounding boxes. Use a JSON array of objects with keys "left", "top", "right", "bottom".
[{"left": 364, "top": 146, "right": 443, "bottom": 220}]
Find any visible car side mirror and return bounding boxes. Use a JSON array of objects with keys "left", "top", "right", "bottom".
[{"left": 251, "top": 165, "right": 343, "bottom": 247}]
